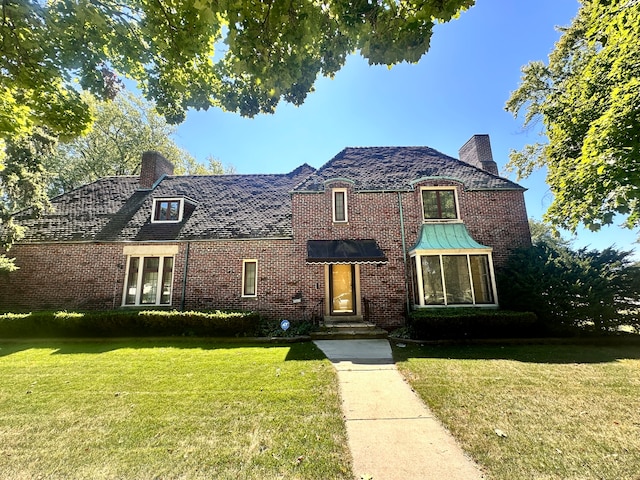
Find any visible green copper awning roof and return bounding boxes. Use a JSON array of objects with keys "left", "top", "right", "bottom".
[{"left": 410, "top": 223, "right": 491, "bottom": 252}]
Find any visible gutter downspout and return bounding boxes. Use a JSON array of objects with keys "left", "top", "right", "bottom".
[
  {"left": 397, "top": 192, "right": 411, "bottom": 315},
  {"left": 180, "top": 242, "right": 191, "bottom": 311}
]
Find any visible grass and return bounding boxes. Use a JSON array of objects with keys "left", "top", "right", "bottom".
[
  {"left": 0, "top": 339, "right": 351, "bottom": 480},
  {"left": 394, "top": 343, "right": 640, "bottom": 480}
]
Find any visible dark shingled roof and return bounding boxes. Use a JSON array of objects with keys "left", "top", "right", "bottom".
[
  {"left": 293, "top": 146, "right": 524, "bottom": 192},
  {"left": 13, "top": 177, "right": 141, "bottom": 242},
  {"left": 15, "top": 164, "right": 315, "bottom": 243},
  {"left": 12, "top": 145, "right": 523, "bottom": 244}
]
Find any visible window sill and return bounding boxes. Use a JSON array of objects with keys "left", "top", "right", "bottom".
[{"left": 422, "top": 219, "right": 462, "bottom": 224}]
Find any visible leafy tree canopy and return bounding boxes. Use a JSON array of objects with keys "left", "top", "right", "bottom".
[
  {"left": 1, "top": 0, "right": 475, "bottom": 139},
  {"left": 505, "top": 0, "right": 640, "bottom": 233},
  {"left": 44, "top": 91, "right": 233, "bottom": 196}
]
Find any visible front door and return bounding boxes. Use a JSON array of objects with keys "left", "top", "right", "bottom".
[{"left": 329, "top": 264, "right": 356, "bottom": 315}]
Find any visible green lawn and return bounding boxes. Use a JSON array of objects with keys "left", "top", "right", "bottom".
[
  {"left": 394, "top": 343, "right": 640, "bottom": 480},
  {"left": 0, "top": 339, "right": 351, "bottom": 480}
]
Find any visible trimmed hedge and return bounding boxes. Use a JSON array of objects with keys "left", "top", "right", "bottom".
[
  {"left": 408, "top": 308, "right": 538, "bottom": 340},
  {"left": 0, "top": 310, "right": 261, "bottom": 338}
]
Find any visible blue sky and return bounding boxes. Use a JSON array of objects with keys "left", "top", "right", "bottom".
[{"left": 172, "top": 0, "right": 638, "bottom": 258}]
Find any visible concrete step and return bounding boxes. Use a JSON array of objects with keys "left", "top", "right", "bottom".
[{"left": 311, "top": 323, "right": 388, "bottom": 340}]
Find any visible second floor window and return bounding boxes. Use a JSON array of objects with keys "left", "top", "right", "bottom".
[
  {"left": 333, "top": 189, "right": 348, "bottom": 223},
  {"left": 422, "top": 189, "right": 458, "bottom": 220},
  {"left": 153, "top": 199, "right": 183, "bottom": 222}
]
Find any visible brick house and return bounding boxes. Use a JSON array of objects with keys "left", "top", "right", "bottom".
[{"left": 0, "top": 135, "right": 530, "bottom": 329}]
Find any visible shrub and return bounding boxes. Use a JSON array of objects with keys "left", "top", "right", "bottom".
[
  {"left": 0, "top": 309, "right": 261, "bottom": 338},
  {"left": 408, "top": 309, "right": 538, "bottom": 340},
  {"left": 498, "top": 242, "right": 640, "bottom": 334},
  {"left": 256, "top": 318, "right": 315, "bottom": 337}
]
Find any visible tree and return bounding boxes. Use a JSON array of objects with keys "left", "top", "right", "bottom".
[
  {"left": 1, "top": 0, "right": 475, "bottom": 139},
  {"left": 44, "top": 92, "right": 232, "bottom": 196},
  {"left": 498, "top": 223, "right": 640, "bottom": 334},
  {"left": 505, "top": 0, "right": 640, "bottom": 233},
  {"left": 0, "top": 129, "right": 55, "bottom": 271}
]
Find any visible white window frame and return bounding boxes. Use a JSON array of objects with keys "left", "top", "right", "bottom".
[
  {"left": 332, "top": 188, "right": 348, "bottom": 223},
  {"left": 242, "top": 259, "right": 258, "bottom": 297},
  {"left": 152, "top": 198, "right": 184, "bottom": 223},
  {"left": 122, "top": 254, "right": 175, "bottom": 306},
  {"left": 412, "top": 251, "right": 498, "bottom": 307},
  {"left": 420, "top": 187, "right": 460, "bottom": 222}
]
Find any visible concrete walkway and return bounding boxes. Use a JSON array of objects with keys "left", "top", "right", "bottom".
[{"left": 313, "top": 339, "right": 484, "bottom": 480}]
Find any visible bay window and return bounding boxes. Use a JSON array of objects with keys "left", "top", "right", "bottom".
[{"left": 413, "top": 253, "right": 496, "bottom": 306}]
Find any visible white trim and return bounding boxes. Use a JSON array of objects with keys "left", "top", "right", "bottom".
[
  {"left": 122, "top": 254, "right": 175, "bottom": 306},
  {"left": 123, "top": 245, "right": 179, "bottom": 256},
  {"left": 412, "top": 247, "right": 493, "bottom": 256},
  {"left": 242, "top": 259, "right": 258, "bottom": 297},
  {"left": 420, "top": 187, "right": 460, "bottom": 221},
  {"left": 151, "top": 198, "right": 184, "bottom": 223},
  {"left": 415, "top": 256, "right": 425, "bottom": 306},
  {"left": 332, "top": 188, "right": 348, "bottom": 223},
  {"left": 411, "top": 252, "right": 498, "bottom": 307}
]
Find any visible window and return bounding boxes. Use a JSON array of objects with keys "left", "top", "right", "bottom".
[
  {"left": 152, "top": 198, "right": 183, "bottom": 223},
  {"left": 413, "top": 253, "right": 495, "bottom": 306},
  {"left": 123, "top": 255, "right": 174, "bottom": 306},
  {"left": 242, "top": 260, "right": 257, "bottom": 297},
  {"left": 421, "top": 188, "right": 458, "bottom": 220},
  {"left": 332, "top": 188, "right": 348, "bottom": 223}
]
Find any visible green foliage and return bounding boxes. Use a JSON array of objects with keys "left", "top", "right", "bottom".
[
  {"left": 506, "top": 0, "right": 640, "bottom": 232},
  {"left": 0, "top": 0, "right": 475, "bottom": 137},
  {"left": 498, "top": 239, "right": 640, "bottom": 334},
  {"left": 1, "top": 0, "right": 471, "bottom": 263},
  {"left": 0, "top": 128, "right": 56, "bottom": 271},
  {"left": 256, "top": 318, "right": 315, "bottom": 338},
  {"left": 0, "top": 309, "right": 261, "bottom": 338},
  {"left": 43, "top": 92, "right": 231, "bottom": 195},
  {"left": 407, "top": 309, "right": 538, "bottom": 340}
]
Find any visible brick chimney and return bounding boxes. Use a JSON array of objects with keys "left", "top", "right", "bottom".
[
  {"left": 458, "top": 135, "right": 499, "bottom": 175},
  {"left": 139, "top": 151, "right": 174, "bottom": 189}
]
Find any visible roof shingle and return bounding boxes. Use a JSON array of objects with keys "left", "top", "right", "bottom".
[
  {"left": 12, "top": 145, "right": 524, "bottom": 244},
  {"left": 293, "top": 147, "right": 524, "bottom": 192}
]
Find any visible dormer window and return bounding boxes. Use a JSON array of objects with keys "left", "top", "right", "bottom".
[
  {"left": 152, "top": 198, "right": 184, "bottom": 223},
  {"left": 421, "top": 188, "right": 458, "bottom": 221},
  {"left": 332, "top": 188, "right": 348, "bottom": 223}
]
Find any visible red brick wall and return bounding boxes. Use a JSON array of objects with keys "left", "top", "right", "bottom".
[
  {"left": 293, "top": 183, "right": 411, "bottom": 328},
  {"left": 180, "top": 239, "right": 310, "bottom": 320},
  {"left": 291, "top": 180, "right": 531, "bottom": 328},
  {"left": 402, "top": 180, "right": 532, "bottom": 267},
  {"left": 0, "top": 240, "right": 313, "bottom": 322},
  {"left": 0, "top": 243, "right": 126, "bottom": 311},
  {"left": 0, "top": 181, "right": 530, "bottom": 331}
]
